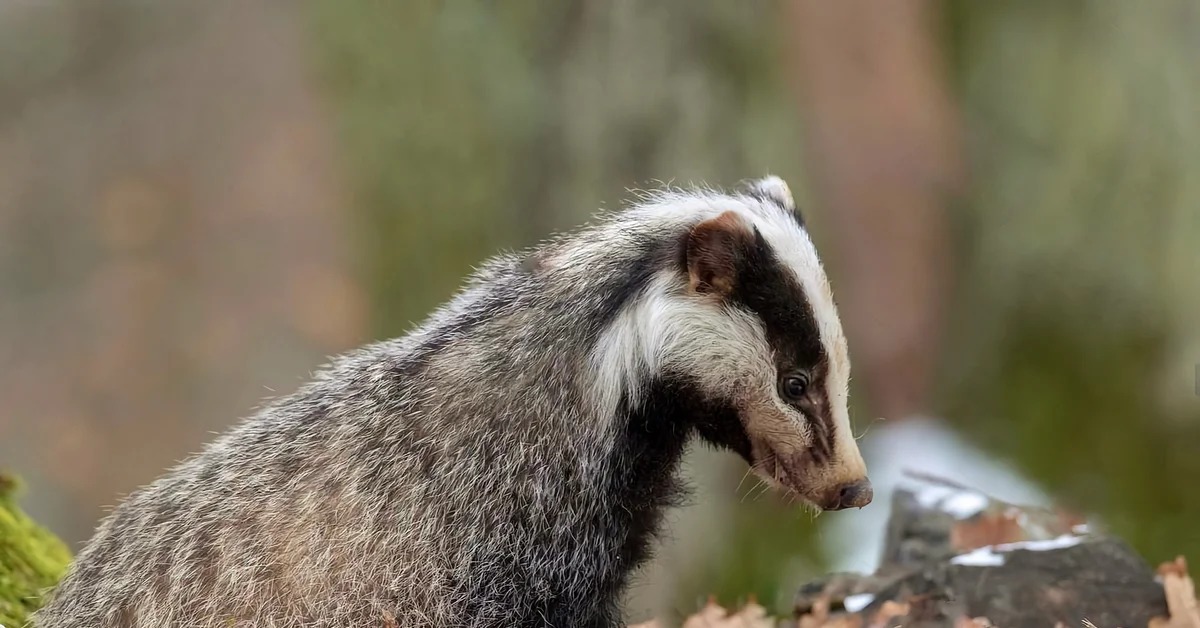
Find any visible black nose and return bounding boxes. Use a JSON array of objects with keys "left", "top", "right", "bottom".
[{"left": 829, "top": 479, "right": 873, "bottom": 510}]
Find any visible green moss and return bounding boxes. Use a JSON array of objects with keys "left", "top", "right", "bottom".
[{"left": 0, "top": 473, "right": 72, "bottom": 627}]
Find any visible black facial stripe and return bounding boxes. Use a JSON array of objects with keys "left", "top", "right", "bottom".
[
  {"left": 742, "top": 190, "right": 778, "bottom": 208},
  {"left": 791, "top": 208, "right": 806, "bottom": 229},
  {"left": 814, "top": 392, "right": 835, "bottom": 463},
  {"left": 588, "top": 233, "right": 682, "bottom": 334},
  {"left": 805, "top": 362, "right": 835, "bottom": 465},
  {"left": 740, "top": 191, "right": 806, "bottom": 228},
  {"left": 727, "top": 228, "right": 836, "bottom": 461}
]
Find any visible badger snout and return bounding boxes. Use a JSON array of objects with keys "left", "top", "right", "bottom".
[
  {"left": 756, "top": 443, "right": 873, "bottom": 511},
  {"left": 819, "top": 478, "right": 873, "bottom": 511}
]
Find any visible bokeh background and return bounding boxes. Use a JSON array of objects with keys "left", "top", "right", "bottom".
[{"left": 1, "top": 0, "right": 1197, "bottom": 623}]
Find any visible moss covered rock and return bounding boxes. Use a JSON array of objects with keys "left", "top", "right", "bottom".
[{"left": 0, "top": 473, "right": 71, "bottom": 627}]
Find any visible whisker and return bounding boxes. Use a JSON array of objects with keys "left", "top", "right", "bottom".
[
  {"left": 855, "top": 416, "right": 887, "bottom": 440},
  {"left": 734, "top": 467, "right": 755, "bottom": 494},
  {"left": 741, "top": 479, "right": 766, "bottom": 504},
  {"left": 756, "top": 480, "right": 773, "bottom": 501}
]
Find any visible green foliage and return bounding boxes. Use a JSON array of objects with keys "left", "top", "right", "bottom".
[
  {"left": 305, "top": 0, "right": 528, "bottom": 338},
  {"left": 0, "top": 474, "right": 71, "bottom": 627},
  {"left": 939, "top": 0, "right": 1200, "bottom": 568}
]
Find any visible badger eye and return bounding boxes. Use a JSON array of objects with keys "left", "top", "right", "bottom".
[{"left": 780, "top": 374, "right": 810, "bottom": 401}]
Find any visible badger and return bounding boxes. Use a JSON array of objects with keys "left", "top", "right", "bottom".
[{"left": 33, "top": 176, "right": 871, "bottom": 628}]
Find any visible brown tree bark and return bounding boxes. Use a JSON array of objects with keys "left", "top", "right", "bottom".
[{"left": 783, "top": 0, "right": 965, "bottom": 421}]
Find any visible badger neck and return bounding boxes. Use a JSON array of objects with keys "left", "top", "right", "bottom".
[
  {"left": 605, "top": 375, "right": 735, "bottom": 572},
  {"left": 408, "top": 231, "right": 707, "bottom": 593}
]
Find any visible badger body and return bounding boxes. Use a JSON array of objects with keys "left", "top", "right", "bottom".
[{"left": 34, "top": 177, "right": 870, "bottom": 628}]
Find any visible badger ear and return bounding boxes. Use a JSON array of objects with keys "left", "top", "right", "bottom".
[
  {"left": 745, "top": 175, "right": 805, "bottom": 225},
  {"left": 746, "top": 175, "right": 795, "bottom": 210},
  {"left": 685, "top": 211, "right": 755, "bottom": 297}
]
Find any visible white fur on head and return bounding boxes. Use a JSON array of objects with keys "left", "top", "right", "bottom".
[{"left": 585, "top": 177, "right": 857, "bottom": 478}]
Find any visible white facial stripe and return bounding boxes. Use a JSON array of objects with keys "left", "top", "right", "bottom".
[{"left": 588, "top": 271, "right": 773, "bottom": 420}]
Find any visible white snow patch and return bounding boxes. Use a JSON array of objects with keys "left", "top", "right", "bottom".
[
  {"left": 951, "top": 547, "right": 1006, "bottom": 567},
  {"left": 950, "top": 534, "right": 1084, "bottom": 568},
  {"left": 912, "top": 484, "right": 955, "bottom": 509},
  {"left": 907, "top": 483, "right": 989, "bottom": 520},
  {"left": 941, "top": 492, "right": 989, "bottom": 519},
  {"left": 843, "top": 593, "right": 875, "bottom": 613},
  {"left": 998, "top": 535, "right": 1083, "bottom": 552}
]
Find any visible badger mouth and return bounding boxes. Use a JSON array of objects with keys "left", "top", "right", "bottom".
[
  {"left": 746, "top": 443, "right": 874, "bottom": 512},
  {"left": 747, "top": 446, "right": 822, "bottom": 507}
]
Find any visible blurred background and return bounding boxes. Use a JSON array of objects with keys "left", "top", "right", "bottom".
[{"left": 1, "top": 0, "right": 1197, "bottom": 623}]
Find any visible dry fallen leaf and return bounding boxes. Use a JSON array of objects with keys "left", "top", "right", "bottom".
[
  {"left": 951, "top": 509, "right": 1027, "bottom": 551},
  {"left": 728, "top": 600, "right": 771, "bottom": 623},
  {"left": 813, "top": 615, "right": 863, "bottom": 628},
  {"left": 797, "top": 595, "right": 832, "bottom": 628},
  {"left": 684, "top": 602, "right": 774, "bottom": 627},
  {"left": 682, "top": 596, "right": 730, "bottom": 627},
  {"left": 1150, "top": 556, "right": 1200, "bottom": 628},
  {"left": 633, "top": 596, "right": 778, "bottom": 628},
  {"left": 865, "top": 600, "right": 910, "bottom": 628}
]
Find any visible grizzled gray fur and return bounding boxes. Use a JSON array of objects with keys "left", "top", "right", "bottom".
[{"left": 33, "top": 177, "right": 870, "bottom": 628}]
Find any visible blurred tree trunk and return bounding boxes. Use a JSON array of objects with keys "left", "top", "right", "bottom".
[{"left": 784, "top": 0, "right": 965, "bottom": 421}]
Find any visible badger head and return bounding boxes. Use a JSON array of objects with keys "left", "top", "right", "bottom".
[
  {"left": 591, "top": 176, "right": 871, "bottom": 511},
  {"left": 684, "top": 176, "right": 869, "bottom": 510}
]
